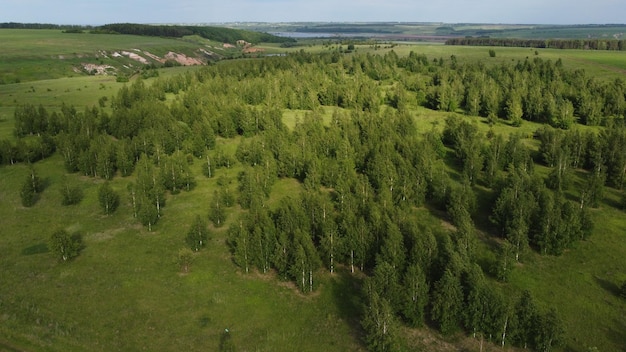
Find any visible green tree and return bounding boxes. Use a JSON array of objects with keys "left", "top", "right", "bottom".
[
  {"left": 186, "top": 215, "right": 209, "bottom": 251},
  {"left": 510, "top": 290, "right": 537, "bottom": 349},
  {"left": 59, "top": 178, "right": 83, "bottom": 205},
  {"left": 116, "top": 138, "right": 135, "bottom": 177},
  {"left": 362, "top": 281, "right": 400, "bottom": 352},
  {"left": 98, "top": 182, "right": 120, "bottom": 215},
  {"left": 504, "top": 90, "right": 524, "bottom": 126},
  {"left": 209, "top": 191, "right": 227, "bottom": 227},
  {"left": 138, "top": 195, "right": 159, "bottom": 231},
  {"left": 402, "top": 262, "right": 429, "bottom": 327},
  {"left": 582, "top": 170, "right": 606, "bottom": 208},
  {"left": 290, "top": 229, "right": 321, "bottom": 293},
  {"left": 494, "top": 240, "right": 515, "bottom": 282},
  {"left": 230, "top": 220, "right": 251, "bottom": 273},
  {"left": 431, "top": 269, "right": 463, "bottom": 335},
  {"left": 20, "top": 166, "right": 42, "bottom": 207},
  {"left": 48, "top": 229, "right": 82, "bottom": 261},
  {"left": 533, "top": 308, "right": 564, "bottom": 352}
]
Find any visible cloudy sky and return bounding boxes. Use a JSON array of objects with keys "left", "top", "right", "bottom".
[{"left": 2, "top": 0, "right": 625, "bottom": 25}]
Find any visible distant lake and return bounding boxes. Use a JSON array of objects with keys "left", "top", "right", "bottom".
[{"left": 270, "top": 32, "right": 341, "bottom": 38}]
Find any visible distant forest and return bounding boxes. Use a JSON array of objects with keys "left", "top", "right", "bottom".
[
  {"left": 446, "top": 37, "right": 626, "bottom": 50},
  {"left": 0, "top": 22, "right": 294, "bottom": 44},
  {"left": 97, "top": 23, "right": 295, "bottom": 44},
  {"left": 0, "top": 22, "right": 91, "bottom": 30}
]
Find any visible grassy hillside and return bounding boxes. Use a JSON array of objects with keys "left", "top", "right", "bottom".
[{"left": 0, "top": 29, "right": 247, "bottom": 84}]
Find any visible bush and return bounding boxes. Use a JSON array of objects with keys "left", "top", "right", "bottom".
[
  {"left": 20, "top": 167, "right": 42, "bottom": 207},
  {"left": 489, "top": 49, "right": 496, "bottom": 57},
  {"left": 98, "top": 182, "right": 119, "bottom": 214},
  {"left": 48, "top": 229, "right": 82, "bottom": 261},
  {"left": 621, "top": 281, "right": 626, "bottom": 299},
  {"left": 60, "top": 181, "right": 83, "bottom": 205}
]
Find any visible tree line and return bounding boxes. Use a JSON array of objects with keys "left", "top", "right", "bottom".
[
  {"left": 446, "top": 37, "right": 626, "bottom": 51},
  {"left": 97, "top": 23, "right": 295, "bottom": 44},
  {"left": 0, "top": 22, "right": 92, "bottom": 30}
]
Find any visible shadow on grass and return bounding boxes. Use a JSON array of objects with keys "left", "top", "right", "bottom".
[
  {"left": 593, "top": 275, "right": 621, "bottom": 298},
  {"left": 329, "top": 268, "right": 365, "bottom": 344},
  {"left": 21, "top": 242, "right": 48, "bottom": 255}
]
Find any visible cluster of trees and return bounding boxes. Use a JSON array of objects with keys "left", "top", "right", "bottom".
[
  {"left": 446, "top": 37, "right": 626, "bottom": 51},
  {"left": 97, "top": 23, "right": 295, "bottom": 44},
  {"left": 0, "top": 22, "right": 91, "bottom": 30},
  {"left": 7, "top": 48, "right": 626, "bottom": 350},
  {"left": 407, "top": 54, "right": 626, "bottom": 127}
]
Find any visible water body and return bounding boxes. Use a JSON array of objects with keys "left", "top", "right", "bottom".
[{"left": 270, "top": 32, "right": 342, "bottom": 38}]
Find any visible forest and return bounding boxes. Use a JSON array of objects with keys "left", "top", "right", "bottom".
[
  {"left": 446, "top": 37, "right": 626, "bottom": 50},
  {"left": 2, "top": 47, "right": 626, "bottom": 351},
  {"left": 96, "top": 23, "right": 295, "bottom": 44}
]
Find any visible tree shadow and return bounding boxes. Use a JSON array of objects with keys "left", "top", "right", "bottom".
[
  {"left": 40, "top": 176, "right": 52, "bottom": 192},
  {"left": 471, "top": 185, "right": 498, "bottom": 236},
  {"left": 593, "top": 275, "right": 621, "bottom": 298},
  {"left": 219, "top": 329, "right": 235, "bottom": 352},
  {"left": 329, "top": 268, "right": 366, "bottom": 344},
  {"left": 21, "top": 242, "right": 48, "bottom": 255}
]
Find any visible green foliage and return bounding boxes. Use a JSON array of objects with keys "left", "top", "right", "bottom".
[
  {"left": 48, "top": 229, "right": 82, "bottom": 261},
  {"left": 430, "top": 269, "right": 463, "bottom": 335},
  {"left": 533, "top": 308, "right": 565, "bottom": 352},
  {"left": 401, "top": 263, "right": 428, "bottom": 327},
  {"left": 362, "top": 281, "right": 401, "bottom": 352},
  {"left": 98, "top": 23, "right": 295, "bottom": 44},
  {"left": 98, "top": 182, "right": 120, "bottom": 215},
  {"left": 208, "top": 192, "right": 227, "bottom": 227},
  {"left": 59, "top": 178, "right": 83, "bottom": 205},
  {"left": 493, "top": 240, "right": 515, "bottom": 282},
  {"left": 20, "top": 166, "right": 42, "bottom": 207},
  {"left": 186, "top": 215, "right": 209, "bottom": 251},
  {"left": 449, "top": 36, "right": 626, "bottom": 51}
]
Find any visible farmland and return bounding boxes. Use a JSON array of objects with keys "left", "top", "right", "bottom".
[{"left": 1, "top": 26, "right": 626, "bottom": 352}]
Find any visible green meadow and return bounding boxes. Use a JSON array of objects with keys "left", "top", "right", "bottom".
[{"left": 1, "top": 28, "right": 626, "bottom": 352}]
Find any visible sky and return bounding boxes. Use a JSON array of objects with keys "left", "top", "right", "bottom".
[{"left": 2, "top": 0, "right": 625, "bottom": 25}]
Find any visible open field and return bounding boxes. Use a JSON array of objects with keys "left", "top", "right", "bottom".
[{"left": 1, "top": 28, "right": 626, "bottom": 352}]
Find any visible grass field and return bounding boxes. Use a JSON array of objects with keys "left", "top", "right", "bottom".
[
  {"left": 1, "top": 29, "right": 626, "bottom": 352},
  {"left": 0, "top": 154, "right": 365, "bottom": 351}
]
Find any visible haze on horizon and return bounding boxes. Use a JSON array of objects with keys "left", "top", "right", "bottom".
[{"left": 2, "top": 0, "right": 625, "bottom": 26}]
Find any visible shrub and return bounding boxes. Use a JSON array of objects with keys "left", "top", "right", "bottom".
[
  {"left": 60, "top": 182, "right": 83, "bottom": 205},
  {"left": 48, "top": 229, "right": 82, "bottom": 261}
]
